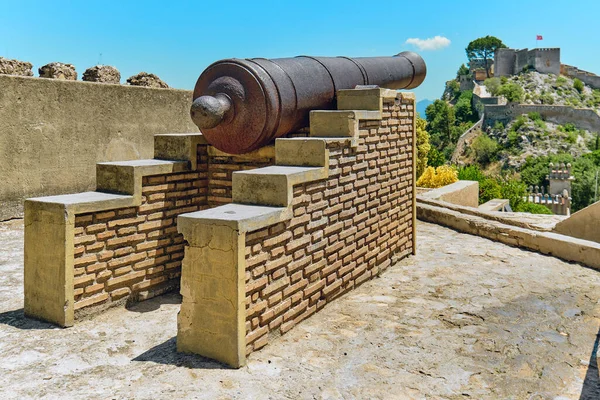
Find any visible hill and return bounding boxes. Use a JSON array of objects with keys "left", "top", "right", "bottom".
[{"left": 416, "top": 99, "right": 432, "bottom": 117}]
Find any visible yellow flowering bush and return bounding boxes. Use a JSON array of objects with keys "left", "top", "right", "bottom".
[{"left": 416, "top": 165, "right": 458, "bottom": 188}]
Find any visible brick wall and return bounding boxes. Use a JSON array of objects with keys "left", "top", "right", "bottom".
[
  {"left": 243, "top": 97, "right": 414, "bottom": 354},
  {"left": 207, "top": 149, "right": 276, "bottom": 207},
  {"left": 72, "top": 169, "right": 208, "bottom": 314},
  {"left": 70, "top": 144, "right": 277, "bottom": 317}
]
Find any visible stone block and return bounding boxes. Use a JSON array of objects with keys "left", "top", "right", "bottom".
[
  {"left": 127, "top": 72, "right": 168, "bottom": 88},
  {"left": 82, "top": 65, "right": 121, "bottom": 84},
  {"left": 0, "top": 57, "right": 33, "bottom": 76},
  {"left": 39, "top": 62, "right": 77, "bottom": 80}
]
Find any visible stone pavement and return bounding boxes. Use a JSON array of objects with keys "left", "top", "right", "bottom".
[{"left": 0, "top": 219, "right": 599, "bottom": 399}]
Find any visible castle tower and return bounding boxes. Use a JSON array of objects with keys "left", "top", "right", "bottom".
[{"left": 547, "top": 162, "right": 574, "bottom": 196}]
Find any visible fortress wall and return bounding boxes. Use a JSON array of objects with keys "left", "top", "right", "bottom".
[
  {"left": 484, "top": 104, "right": 600, "bottom": 132},
  {"left": 533, "top": 48, "right": 561, "bottom": 75},
  {"left": 0, "top": 74, "right": 197, "bottom": 221},
  {"left": 515, "top": 49, "right": 529, "bottom": 72},
  {"left": 494, "top": 49, "right": 516, "bottom": 77},
  {"left": 562, "top": 64, "right": 600, "bottom": 90}
]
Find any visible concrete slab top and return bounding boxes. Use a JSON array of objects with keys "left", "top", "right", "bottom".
[
  {"left": 97, "top": 159, "right": 188, "bottom": 167},
  {"left": 27, "top": 191, "right": 132, "bottom": 205},
  {"left": 234, "top": 165, "right": 322, "bottom": 177},
  {"left": 26, "top": 191, "right": 134, "bottom": 215},
  {"left": 178, "top": 203, "right": 290, "bottom": 233}
]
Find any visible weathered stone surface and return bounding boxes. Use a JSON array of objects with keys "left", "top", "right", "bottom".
[
  {"left": 127, "top": 72, "right": 168, "bottom": 88},
  {"left": 0, "top": 57, "right": 33, "bottom": 76},
  {"left": 38, "top": 62, "right": 77, "bottom": 80},
  {"left": 82, "top": 65, "right": 120, "bottom": 84},
  {"left": 1, "top": 220, "right": 599, "bottom": 398}
]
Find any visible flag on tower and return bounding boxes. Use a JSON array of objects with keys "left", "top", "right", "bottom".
[{"left": 536, "top": 35, "right": 543, "bottom": 40}]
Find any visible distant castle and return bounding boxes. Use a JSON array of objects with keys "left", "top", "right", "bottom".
[{"left": 494, "top": 48, "right": 561, "bottom": 76}]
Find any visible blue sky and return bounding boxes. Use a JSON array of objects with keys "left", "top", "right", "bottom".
[{"left": 1, "top": 0, "right": 598, "bottom": 101}]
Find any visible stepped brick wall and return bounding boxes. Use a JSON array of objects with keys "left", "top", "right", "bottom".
[
  {"left": 243, "top": 97, "right": 415, "bottom": 354},
  {"left": 70, "top": 145, "right": 276, "bottom": 316},
  {"left": 207, "top": 149, "right": 276, "bottom": 207}
]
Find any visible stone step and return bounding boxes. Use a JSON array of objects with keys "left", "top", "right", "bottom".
[
  {"left": 154, "top": 133, "right": 206, "bottom": 170},
  {"left": 232, "top": 165, "right": 328, "bottom": 207},
  {"left": 309, "top": 110, "right": 380, "bottom": 138},
  {"left": 96, "top": 159, "right": 190, "bottom": 203}
]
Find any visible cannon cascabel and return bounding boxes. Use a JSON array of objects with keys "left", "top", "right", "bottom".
[{"left": 190, "top": 51, "right": 426, "bottom": 154}]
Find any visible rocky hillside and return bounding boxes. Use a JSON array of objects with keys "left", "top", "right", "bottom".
[
  {"left": 493, "top": 71, "right": 600, "bottom": 108},
  {"left": 487, "top": 112, "right": 597, "bottom": 168}
]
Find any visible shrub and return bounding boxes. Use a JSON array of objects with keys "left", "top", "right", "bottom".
[
  {"left": 500, "top": 177, "right": 527, "bottom": 210},
  {"left": 416, "top": 166, "right": 458, "bottom": 188},
  {"left": 527, "top": 112, "right": 542, "bottom": 121},
  {"left": 497, "top": 82, "right": 524, "bottom": 103},
  {"left": 507, "top": 130, "right": 519, "bottom": 148},
  {"left": 493, "top": 121, "right": 504, "bottom": 130},
  {"left": 515, "top": 202, "right": 553, "bottom": 214},
  {"left": 566, "top": 131, "right": 578, "bottom": 144},
  {"left": 483, "top": 77, "right": 501, "bottom": 96},
  {"left": 427, "top": 147, "right": 446, "bottom": 167},
  {"left": 416, "top": 117, "right": 431, "bottom": 178},
  {"left": 573, "top": 78, "right": 584, "bottom": 93},
  {"left": 479, "top": 178, "right": 502, "bottom": 204},
  {"left": 472, "top": 134, "right": 499, "bottom": 164},
  {"left": 555, "top": 76, "right": 567, "bottom": 86},
  {"left": 540, "top": 94, "right": 554, "bottom": 104},
  {"left": 457, "top": 165, "right": 485, "bottom": 182},
  {"left": 534, "top": 119, "right": 546, "bottom": 129},
  {"left": 446, "top": 80, "right": 460, "bottom": 99},
  {"left": 512, "top": 115, "right": 527, "bottom": 131}
]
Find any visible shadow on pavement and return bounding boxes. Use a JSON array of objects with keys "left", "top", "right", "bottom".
[
  {"left": 0, "top": 308, "right": 57, "bottom": 330},
  {"left": 126, "top": 292, "right": 182, "bottom": 314},
  {"left": 132, "top": 336, "right": 229, "bottom": 370},
  {"left": 580, "top": 324, "right": 600, "bottom": 399}
]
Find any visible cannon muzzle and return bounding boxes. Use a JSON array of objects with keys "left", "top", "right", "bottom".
[{"left": 191, "top": 51, "right": 426, "bottom": 154}]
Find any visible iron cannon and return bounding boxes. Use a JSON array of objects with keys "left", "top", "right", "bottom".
[{"left": 190, "top": 52, "right": 426, "bottom": 154}]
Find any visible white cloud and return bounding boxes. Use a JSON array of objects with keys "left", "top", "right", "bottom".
[{"left": 405, "top": 36, "right": 451, "bottom": 51}]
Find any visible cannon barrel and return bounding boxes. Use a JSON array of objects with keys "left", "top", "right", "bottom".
[{"left": 191, "top": 51, "right": 426, "bottom": 154}]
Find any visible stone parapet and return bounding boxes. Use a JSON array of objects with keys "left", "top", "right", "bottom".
[
  {"left": 176, "top": 88, "right": 416, "bottom": 367},
  {"left": 417, "top": 201, "right": 600, "bottom": 271},
  {"left": 24, "top": 133, "right": 277, "bottom": 326}
]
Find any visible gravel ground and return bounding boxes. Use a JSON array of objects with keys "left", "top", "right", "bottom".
[{"left": 0, "top": 219, "right": 599, "bottom": 399}]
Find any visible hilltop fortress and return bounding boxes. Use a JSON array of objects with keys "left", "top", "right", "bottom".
[{"left": 494, "top": 47, "right": 561, "bottom": 76}]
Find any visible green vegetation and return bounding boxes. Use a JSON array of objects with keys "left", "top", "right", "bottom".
[
  {"left": 457, "top": 165, "right": 535, "bottom": 211},
  {"left": 466, "top": 36, "right": 507, "bottom": 78},
  {"left": 416, "top": 117, "right": 431, "bottom": 178},
  {"left": 471, "top": 134, "right": 498, "bottom": 164},
  {"left": 519, "top": 152, "right": 600, "bottom": 211},
  {"left": 456, "top": 64, "right": 469, "bottom": 78},
  {"left": 573, "top": 78, "right": 584, "bottom": 93},
  {"left": 454, "top": 91, "right": 474, "bottom": 122},
  {"left": 515, "top": 202, "right": 553, "bottom": 214}
]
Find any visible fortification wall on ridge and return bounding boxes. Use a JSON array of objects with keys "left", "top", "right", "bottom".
[{"left": 483, "top": 103, "right": 600, "bottom": 132}]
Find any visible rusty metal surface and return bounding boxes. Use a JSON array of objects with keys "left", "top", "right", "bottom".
[{"left": 191, "top": 52, "right": 426, "bottom": 154}]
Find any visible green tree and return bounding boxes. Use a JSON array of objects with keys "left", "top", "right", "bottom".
[
  {"left": 471, "top": 134, "right": 499, "bottom": 164},
  {"left": 455, "top": 91, "right": 474, "bottom": 124},
  {"left": 483, "top": 77, "right": 501, "bottom": 96},
  {"left": 456, "top": 63, "right": 469, "bottom": 78},
  {"left": 427, "top": 147, "right": 446, "bottom": 167},
  {"left": 497, "top": 82, "right": 524, "bottom": 103},
  {"left": 466, "top": 36, "right": 507, "bottom": 78},
  {"left": 416, "top": 117, "right": 431, "bottom": 178},
  {"left": 425, "top": 100, "right": 456, "bottom": 146}
]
